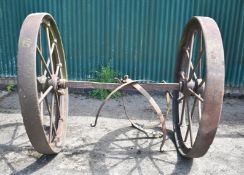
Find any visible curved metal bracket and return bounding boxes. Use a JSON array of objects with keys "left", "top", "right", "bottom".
[{"left": 91, "top": 77, "right": 167, "bottom": 150}]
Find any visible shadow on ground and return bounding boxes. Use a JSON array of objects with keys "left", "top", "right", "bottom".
[
  {"left": 0, "top": 121, "right": 193, "bottom": 175},
  {"left": 0, "top": 122, "right": 55, "bottom": 175},
  {"left": 88, "top": 126, "right": 193, "bottom": 175}
]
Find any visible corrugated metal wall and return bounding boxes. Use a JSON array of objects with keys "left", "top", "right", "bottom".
[{"left": 0, "top": 0, "right": 243, "bottom": 88}]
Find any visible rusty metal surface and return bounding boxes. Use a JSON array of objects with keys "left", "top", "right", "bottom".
[
  {"left": 17, "top": 13, "right": 68, "bottom": 154},
  {"left": 91, "top": 76, "right": 167, "bottom": 150},
  {"left": 173, "top": 16, "right": 225, "bottom": 158}
]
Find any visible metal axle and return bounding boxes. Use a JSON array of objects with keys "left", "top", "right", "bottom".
[{"left": 65, "top": 80, "right": 180, "bottom": 91}]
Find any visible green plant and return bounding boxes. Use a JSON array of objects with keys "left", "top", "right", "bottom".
[
  {"left": 89, "top": 65, "right": 122, "bottom": 99},
  {"left": 6, "top": 84, "right": 14, "bottom": 92}
]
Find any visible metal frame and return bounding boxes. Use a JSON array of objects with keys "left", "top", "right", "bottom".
[{"left": 17, "top": 13, "right": 225, "bottom": 158}]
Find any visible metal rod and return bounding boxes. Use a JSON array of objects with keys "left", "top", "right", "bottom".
[
  {"left": 38, "top": 86, "right": 53, "bottom": 104},
  {"left": 38, "top": 27, "right": 43, "bottom": 75},
  {"left": 45, "top": 97, "right": 57, "bottom": 135},
  {"left": 36, "top": 47, "right": 52, "bottom": 77},
  {"left": 185, "top": 97, "right": 193, "bottom": 146},
  {"left": 67, "top": 81, "right": 180, "bottom": 91},
  {"left": 178, "top": 97, "right": 186, "bottom": 126},
  {"left": 187, "top": 88, "right": 204, "bottom": 102},
  {"left": 46, "top": 27, "right": 54, "bottom": 74},
  {"left": 49, "top": 94, "right": 55, "bottom": 143}
]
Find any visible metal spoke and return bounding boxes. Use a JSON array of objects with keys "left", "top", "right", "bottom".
[
  {"left": 54, "top": 44, "right": 63, "bottom": 78},
  {"left": 36, "top": 47, "right": 52, "bottom": 77},
  {"left": 45, "top": 98, "right": 52, "bottom": 116},
  {"left": 177, "top": 95, "right": 185, "bottom": 102},
  {"left": 54, "top": 43, "right": 61, "bottom": 63},
  {"left": 40, "top": 92, "right": 44, "bottom": 120},
  {"left": 38, "top": 27, "right": 43, "bottom": 75},
  {"left": 43, "top": 43, "right": 55, "bottom": 76},
  {"left": 45, "top": 26, "right": 54, "bottom": 74},
  {"left": 178, "top": 97, "right": 186, "bottom": 126},
  {"left": 189, "top": 30, "right": 204, "bottom": 80},
  {"left": 188, "top": 62, "right": 197, "bottom": 81},
  {"left": 198, "top": 31, "right": 203, "bottom": 78},
  {"left": 50, "top": 42, "right": 55, "bottom": 54},
  {"left": 184, "top": 97, "right": 197, "bottom": 145},
  {"left": 187, "top": 88, "right": 204, "bottom": 102},
  {"left": 190, "top": 62, "right": 198, "bottom": 80},
  {"left": 55, "top": 64, "right": 60, "bottom": 76},
  {"left": 179, "top": 71, "right": 186, "bottom": 80},
  {"left": 44, "top": 59, "right": 51, "bottom": 76},
  {"left": 184, "top": 97, "right": 193, "bottom": 146},
  {"left": 45, "top": 97, "right": 57, "bottom": 135},
  {"left": 191, "top": 97, "right": 197, "bottom": 118},
  {"left": 50, "top": 42, "right": 55, "bottom": 55},
  {"left": 49, "top": 94, "right": 55, "bottom": 142},
  {"left": 198, "top": 57, "right": 202, "bottom": 79},
  {"left": 189, "top": 50, "right": 203, "bottom": 81},
  {"left": 198, "top": 79, "right": 205, "bottom": 89},
  {"left": 38, "top": 27, "right": 42, "bottom": 52},
  {"left": 184, "top": 97, "right": 197, "bottom": 129},
  {"left": 54, "top": 92, "right": 61, "bottom": 117},
  {"left": 38, "top": 86, "right": 53, "bottom": 104},
  {"left": 198, "top": 100, "right": 202, "bottom": 120},
  {"left": 186, "top": 33, "right": 195, "bottom": 79}
]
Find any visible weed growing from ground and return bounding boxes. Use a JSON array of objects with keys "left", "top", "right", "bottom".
[
  {"left": 89, "top": 65, "right": 122, "bottom": 99},
  {"left": 6, "top": 84, "right": 14, "bottom": 92}
]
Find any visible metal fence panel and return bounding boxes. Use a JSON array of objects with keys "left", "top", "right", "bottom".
[{"left": 0, "top": 0, "right": 243, "bottom": 88}]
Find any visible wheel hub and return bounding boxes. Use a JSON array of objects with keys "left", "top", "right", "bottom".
[
  {"left": 48, "top": 75, "right": 59, "bottom": 90},
  {"left": 180, "top": 79, "right": 205, "bottom": 96}
]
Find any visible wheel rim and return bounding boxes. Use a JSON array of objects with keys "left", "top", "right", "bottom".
[
  {"left": 17, "top": 13, "right": 68, "bottom": 154},
  {"left": 173, "top": 17, "right": 224, "bottom": 158}
]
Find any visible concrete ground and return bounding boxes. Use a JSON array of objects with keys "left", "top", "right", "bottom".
[{"left": 0, "top": 91, "right": 243, "bottom": 175}]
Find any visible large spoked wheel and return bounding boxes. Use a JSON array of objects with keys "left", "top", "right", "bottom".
[
  {"left": 17, "top": 13, "right": 68, "bottom": 154},
  {"left": 173, "top": 17, "right": 225, "bottom": 158}
]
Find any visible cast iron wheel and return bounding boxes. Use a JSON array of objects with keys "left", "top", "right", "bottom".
[
  {"left": 172, "top": 17, "right": 225, "bottom": 158},
  {"left": 17, "top": 13, "right": 68, "bottom": 154}
]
